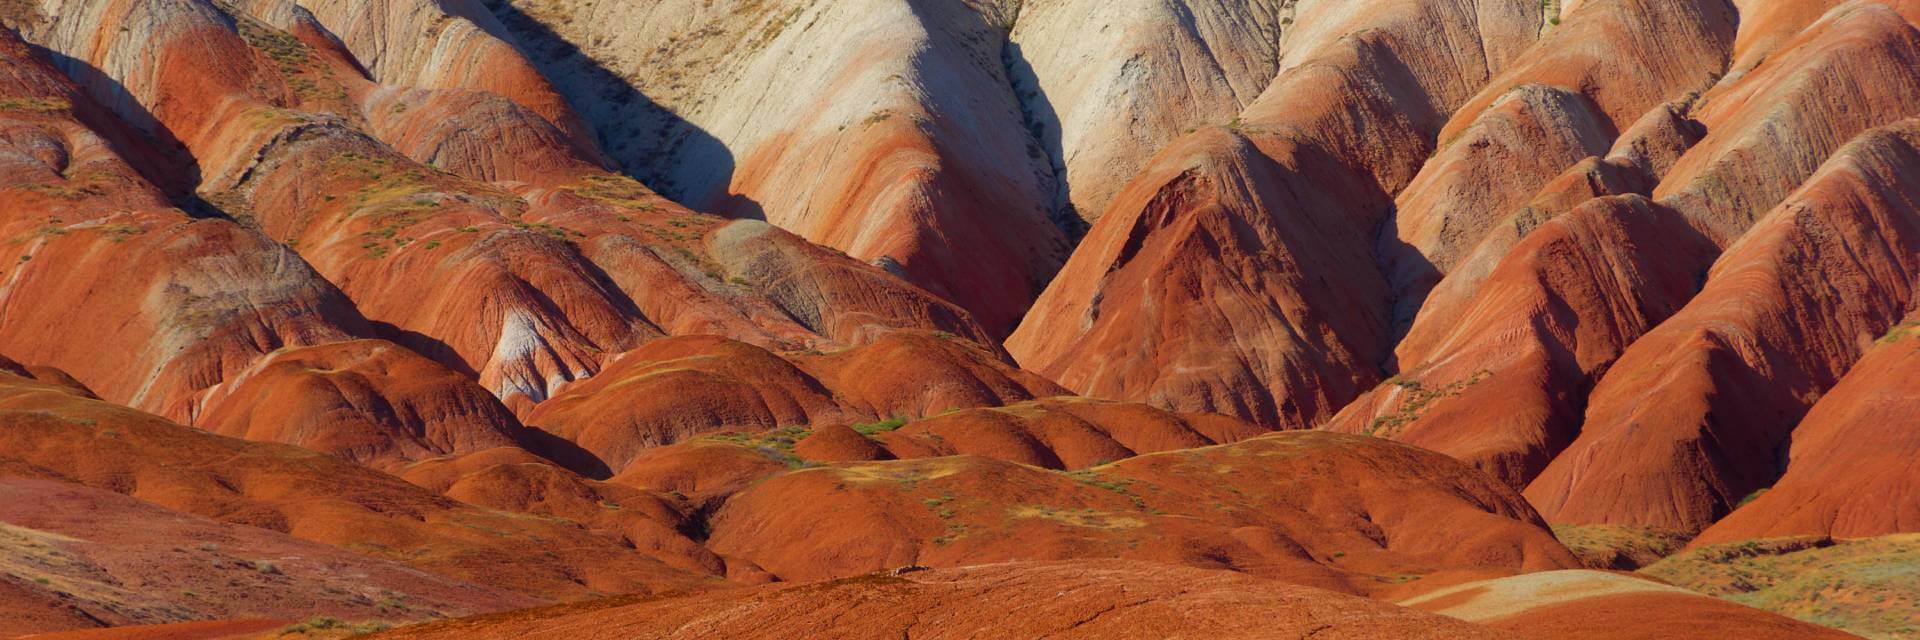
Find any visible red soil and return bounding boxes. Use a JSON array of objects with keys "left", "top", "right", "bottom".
[
  {"left": 364, "top": 560, "right": 1512, "bottom": 640},
  {"left": 699, "top": 431, "right": 1577, "bottom": 593},
  {"left": 0, "top": 371, "right": 714, "bottom": 600}
]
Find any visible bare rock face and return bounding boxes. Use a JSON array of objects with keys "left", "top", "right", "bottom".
[
  {"left": 1693, "top": 312, "right": 1920, "bottom": 543},
  {"left": 1380, "top": 0, "right": 1735, "bottom": 324},
  {"left": 523, "top": 335, "right": 849, "bottom": 476},
  {"left": 0, "top": 25, "right": 368, "bottom": 423},
  {"left": 16, "top": 0, "right": 642, "bottom": 408},
  {"left": 1409, "top": 99, "right": 1710, "bottom": 363},
  {"left": 10, "top": 0, "right": 996, "bottom": 417},
  {"left": 1327, "top": 195, "right": 1715, "bottom": 488},
  {"left": 870, "top": 397, "right": 1267, "bottom": 470},
  {"left": 1527, "top": 118, "right": 1920, "bottom": 533},
  {"left": 1202, "top": 0, "right": 1735, "bottom": 465},
  {"left": 397, "top": 446, "right": 728, "bottom": 578},
  {"left": 258, "top": 0, "right": 601, "bottom": 151},
  {"left": 1005, "top": 0, "right": 1289, "bottom": 225},
  {"left": 492, "top": 0, "right": 1068, "bottom": 336},
  {"left": 1009, "top": 0, "right": 1546, "bottom": 430},
  {"left": 8, "top": 0, "right": 1920, "bottom": 637},
  {"left": 1655, "top": 2, "right": 1920, "bottom": 245},
  {"left": 1379, "top": 82, "right": 1616, "bottom": 321}
]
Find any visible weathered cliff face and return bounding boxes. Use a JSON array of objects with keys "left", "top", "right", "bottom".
[
  {"left": 243, "top": 0, "right": 602, "bottom": 154},
  {"left": 6, "top": 1, "right": 1920, "bottom": 637},
  {"left": 1008, "top": 0, "right": 1546, "bottom": 430},
  {"left": 1528, "top": 117, "right": 1920, "bottom": 533},
  {"left": 1654, "top": 1, "right": 1920, "bottom": 246},
  {"left": 492, "top": 0, "right": 1068, "bottom": 336},
  {"left": 1327, "top": 195, "right": 1716, "bottom": 488},
  {"left": 1314, "top": 0, "right": 1737, "bottom": 486},
  {"left": 10, "top": 0, "right": 996, "bottom": 417},
  {"left": 1694, "top": 311, "right": 1920, "bottom": 544},
  {"left": 0, "top": 24, "right": 370, "bottom": 423},
  {"left": 1380, "top": 0, "right": 1735, "bottom": 326},
  {"left": 1005, "top": 0, "right": 1289, "bottom": 225}
]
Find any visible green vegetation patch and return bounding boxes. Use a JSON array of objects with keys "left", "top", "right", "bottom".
[
  {"left": 706, "top": 425, "right": 814, "bottom": 469},
  {"left": 1007, "top": 504, "right": 1145, "bottom": 530},
  {"left": 850, "top": 416, "right": 908, "bottom": 437},
  {"left": 280, "top": 616, "right": 391, "bottom": 636},
  {"left": 1644, "top": 534, "right": 1920, "bottom": 639},
  {"left": 1062, "top": 469, "right": 1153, "bottom": 511},
  {"left": 1364, "top": 369, "right": 1492, "bottom": 438},
  {"left": 568, "top": 173, "right": 658, "bottom": 210},
  {"left": 1552, "top": 523, "right": 1692, "bottom": 570},
  {"left": 1877, "top": 321, "right": 1920, "bottom": 344},
  {"left": 0, "top": 96, "right": 68, "bottom": 114}
]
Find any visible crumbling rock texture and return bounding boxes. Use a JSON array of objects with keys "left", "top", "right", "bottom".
[{"left": 3, "top": 1, "right": 1918, "bottom": 638}]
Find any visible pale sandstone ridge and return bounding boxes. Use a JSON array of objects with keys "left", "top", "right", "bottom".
[
  {"left": 495, "top": 0, "right": 1066, "bottom": 335},
  {"left": 1009, "top": 0, "right": 1545, "bottom": 429},
  {"left": 1005, "top": 0, "right": 1288, "bottom": 224},
  {"left": 1400, "top": 570, "right": 1856, "bottom": 640}
]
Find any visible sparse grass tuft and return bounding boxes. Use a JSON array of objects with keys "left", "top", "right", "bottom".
[
  {"left": 851, "top": 417, "right": 909, "bottom": 437},
  {"left": 0, "top": 96, "right": 68, "bottom": 114},
  {"left": 1364, "top": 370, "right": 1492, "bottom": 438},
  {"left": 1877, "top": 321, "right": 1919, "bottom": 344},
  {"left": 706, "top": 426, "right": 815, "bottom": 469},
  {"left": 1645, "top": 535, "right": 1920, "bottom": 639}
]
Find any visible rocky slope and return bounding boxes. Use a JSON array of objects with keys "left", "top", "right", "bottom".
[
  {"left": 1693, "top": 313, "right": 1920, "bottom": 543},
  {"left": 1527, "top": 116, "right": 1920, "bottom": 533},
  {"left": 1008, "top": 0, "right": 1546, "bottom": 429},
  {"left": 1004, "top": 0, "right": 1289, "bottom": 225},
  {"left": 4, "top": 0, "right": 1919, "bottom": 638},
  {"left": 489, "top": 0, "right": 1068, "bottom": 335}
]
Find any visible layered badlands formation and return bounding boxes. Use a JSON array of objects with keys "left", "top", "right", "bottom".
[{"left": 2, "top": 0, "right": 1918, "bottom": 638}]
